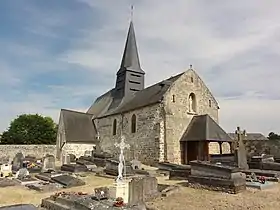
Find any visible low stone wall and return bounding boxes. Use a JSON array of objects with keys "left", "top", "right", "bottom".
[
  {"left": 60, "top": 143, "right": 95, "bottom": 160},
  {"left": 244, "top": 140, "right": 280, "bottom": 158},
  {"left": 0, "top": 144, "right": 56, "bottom": 159}
]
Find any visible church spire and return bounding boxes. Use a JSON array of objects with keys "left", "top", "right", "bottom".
[
  {"left": 118, "top": 18, "right": 144, "bottom": 74},
  {"left": 114, "top": 11, "right": 145, "bottom": 100}
]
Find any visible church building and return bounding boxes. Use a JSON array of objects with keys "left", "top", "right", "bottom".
[{"left": 56, "top": 20, "right": 233, "bottom": 165}]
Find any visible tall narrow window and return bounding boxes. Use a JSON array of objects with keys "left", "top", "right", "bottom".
[
  {"left": 131, "top": 114, "right": 137, "bottom": 133},
  {"left": 113, "top": 119, "right": 117, "bottom": 135},
  {"left": 209, "top": 100, "right": 212, "bottom": 107},
  {"left": 172, "top": 94, "right": 175, "bottom": 102}
]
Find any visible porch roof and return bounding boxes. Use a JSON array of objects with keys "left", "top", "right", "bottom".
[{"left": 180, "top": 114, "right": 233, "bottom": 142}]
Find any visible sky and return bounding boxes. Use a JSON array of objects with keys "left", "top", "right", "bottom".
[{"left": 0, "top": 0, "right": 279, "bottom": 135}]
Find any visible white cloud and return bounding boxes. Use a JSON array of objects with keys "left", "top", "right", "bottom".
[
  {"left": 61, "top": 0, "right": 280, "bottom": 135},
  {"left": 1, "top": 1, "right": 280, "bottom": 136}
]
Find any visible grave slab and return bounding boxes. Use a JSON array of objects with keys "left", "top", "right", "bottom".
[
  {"left": 61, "top": 164, "right": 88, "bottom": 173},
  {"left": 51, "top": 174, "right": 85, "bottom": 188},
  {"left": 0, "top": 204, "right": 38, "bottom": 210},
  {"left": 15, "top": 177, "right": 41, "bottom": 186},
  {"left": 0, "top": 178, "right": 19, "bottom": 187},
  {"left": 26, "top": 182, "right": 63, "bottom": 192},
  {"left": 246, "top": 181, "right": 277, "bottom": 190}
]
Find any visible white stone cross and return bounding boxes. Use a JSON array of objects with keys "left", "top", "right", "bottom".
[{"left": 114, "top": 135, "right": 130, "bottom": 183}]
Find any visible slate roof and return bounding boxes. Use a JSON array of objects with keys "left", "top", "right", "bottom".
[
  {"left": 181, "top": 114, "right": 233, "bottom": 142},
  {"left": 228, "top": 133, "right": 268, "bottom": 141},
  {"left": 87, "top": 73, "right": 183, "bottom": 118},
  {"left": 118, "top": 21, "right": 144, "bottom": 74},
  {"left": 61, "top": 109, "right": 97, "bottom": 143}
]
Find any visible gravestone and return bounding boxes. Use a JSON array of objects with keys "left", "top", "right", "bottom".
[
  {"left": 12, "top": 152, "right": 24, "bottom": 172},
  {"left": 129, "top": 176, "right": 159, "bottom": 205},
  {"left": 0, "top": 163, "right": 12, "bottom": 177},
  {"left": 63, "top": 155, "right": 70, "bottom": 165},
  {"left": 84, "top": 150, "right": 91, "bottom": 157},
  {"left": 42, "top": 155, "right": 55, "bottom": 172},
  {"left": 69, "top": 154, "right": 76, "bottom": 162},
  {"left": 234, "top": 127, "right": 249, "bottom": 170},
  {"left": 15, "top": 168, "right": 29, "bottom": 179},
  {"left": 131, "top": 159, "right": 142, "bottom": 170}
]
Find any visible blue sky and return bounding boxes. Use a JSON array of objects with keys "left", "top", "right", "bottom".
[{"left": 0, "top": 0, "right": 279, "bottom": 135}]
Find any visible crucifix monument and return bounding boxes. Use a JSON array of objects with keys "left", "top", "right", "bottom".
[
  {"left": 114, "top": 135, "right": 130, "bottom": 183},
  {"left": 234, "top": 126, "right": 249, "bottom": 170}
]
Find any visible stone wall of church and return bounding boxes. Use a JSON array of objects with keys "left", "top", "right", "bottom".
[
  {"left": 0, "top": 145, "right": 56, "bottom": 160},
  {"left": 95, "top": 104, "right": 164, "bottom": 166},
  {"left": 163, "top": 70, "right": 219, "bottom": 164}
]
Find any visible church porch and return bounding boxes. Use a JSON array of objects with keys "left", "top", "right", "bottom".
[{"left": 179, "top": 114, "right": 233, "bottom": 165}]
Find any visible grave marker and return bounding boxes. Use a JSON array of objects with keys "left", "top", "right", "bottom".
[
  {"left": 42, "top": 155, "right": 55, "bottom": 172},
  {"left": 12, "top": 152, "right": 24, "bottom": 172},
  {"left": 234, "top": 126, "right": 249, "bottom": 170}
]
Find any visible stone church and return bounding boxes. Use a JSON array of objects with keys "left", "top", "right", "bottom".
[{"left": 56, "top": 20, "right": 233, "bottom": 165}]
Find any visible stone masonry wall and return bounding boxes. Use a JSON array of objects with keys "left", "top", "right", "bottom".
[
  {"left": 61, "top": 143, "right": 96, "bottom": 160},
  {"left": 95, "top": 104, "right": 164, "bottom": 166},
  {"left": 0, "top": 145, "right": 56, "bottom": 160},
  {"left": 163, "top": 69, "right": 219, "bottom": 164}
]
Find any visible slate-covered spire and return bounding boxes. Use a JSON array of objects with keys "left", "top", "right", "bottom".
[
  {"left": 114, "top": 19, "right": 145, "bottom": 99},
  {"left": 118, "top": 21, "right": 144, "bottom": 74}
]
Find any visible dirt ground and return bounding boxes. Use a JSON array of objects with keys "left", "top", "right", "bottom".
[{"left": 1, "top": 174, "right": 280, "bottom": 210}]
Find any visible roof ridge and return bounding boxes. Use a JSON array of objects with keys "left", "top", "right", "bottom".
[{"left": 61, "top": 109, "right": 92, "bottom": 116}]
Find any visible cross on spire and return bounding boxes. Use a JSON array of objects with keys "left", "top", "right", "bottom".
[{"left": 131, "top": 5, "right": 134, "bottom": 20}]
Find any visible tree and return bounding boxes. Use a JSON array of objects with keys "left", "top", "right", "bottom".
[
  {"left": 0, "top": 114, "right": 57, "bottom": 145},
  {"left": 268, "top": 132, "right": 280, "bottom": 140}
]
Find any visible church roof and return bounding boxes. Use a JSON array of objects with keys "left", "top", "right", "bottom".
[
  {"left": 181, "top": 114, "right": 233, "bottom": 142},
  {"left": 117, "top": 21, "right": 144, "bottom": 74},
  {"left": 87, "top": 73, "right": 183, "bottom": 118},
  {"left": 228, "top": 133, "right": 268, "bottom": 141},
  {"left": 61, "top": 109, "right": 97, "bottom": 143}
]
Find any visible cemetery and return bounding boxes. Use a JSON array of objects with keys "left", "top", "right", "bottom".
[{"left": 1, "top": 128, "right": 280, "bottom": 210}]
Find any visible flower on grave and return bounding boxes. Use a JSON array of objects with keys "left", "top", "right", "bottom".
[{"left": 114, "top": 197, "right": 124, "bottom": 207}]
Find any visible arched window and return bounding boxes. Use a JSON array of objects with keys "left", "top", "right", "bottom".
[
  {"left": 209, "top": 99, "right": 212, "bottom": 107},
  {"left": 131, "top": 114, "right": 137, "bottom": 133},
  {"left": 188, "top": 93, "right": 197, "bottom": 112},
  {"left": 190, "top": 77, "right": 194, "bottom": 83},
  {"left": 112, "top": 119, "right": 117, "bottom": 135}
]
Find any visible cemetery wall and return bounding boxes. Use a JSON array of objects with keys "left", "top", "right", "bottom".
[
  {"left": 61, "top": 143, "right": 95, "bottom": 159},
  {"left": 0, "top": 144, "right": 56, "bottom": 159},
  {"left": 244, "top": 140, "right": 280, "bottom": 158},
  {"left": 163, "top": 70, "right": 219, "bottom": 164}
]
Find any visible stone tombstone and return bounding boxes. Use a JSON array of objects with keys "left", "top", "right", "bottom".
[
  {"left": 128, "top": 176, "right": 158, "bottom": 205},
  {"left": 235, "top": 127, "right": 249, "bottom": 170},
  {"left": 142, "top": 176, "right": 158, "bottom": 200},
  {"left": 42, "top": 155, "right": 55, "bottom": 172},
  {"left": 15, "top": 168, "right": 29, "bottom": 179},
  {"left": 0, "top": 163, "right": 12, "bottom": 177},
  {"left": 69, "top": 154, "right": 76, "bottom": 162},
  {"left": 63, "top": 155, "right": 70, "bottom": 165},
  {"left": 129, "top": 177, "right": 144, "bottom": 205},
  {"left": 12, "top": 152, "right": 24, "bottom": 171},
  {"left": 84, "top": 150, "right": 91, "bottom": 157},
  {"left": 131, "top": 159, "right": 142, "bottom": 170}
]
